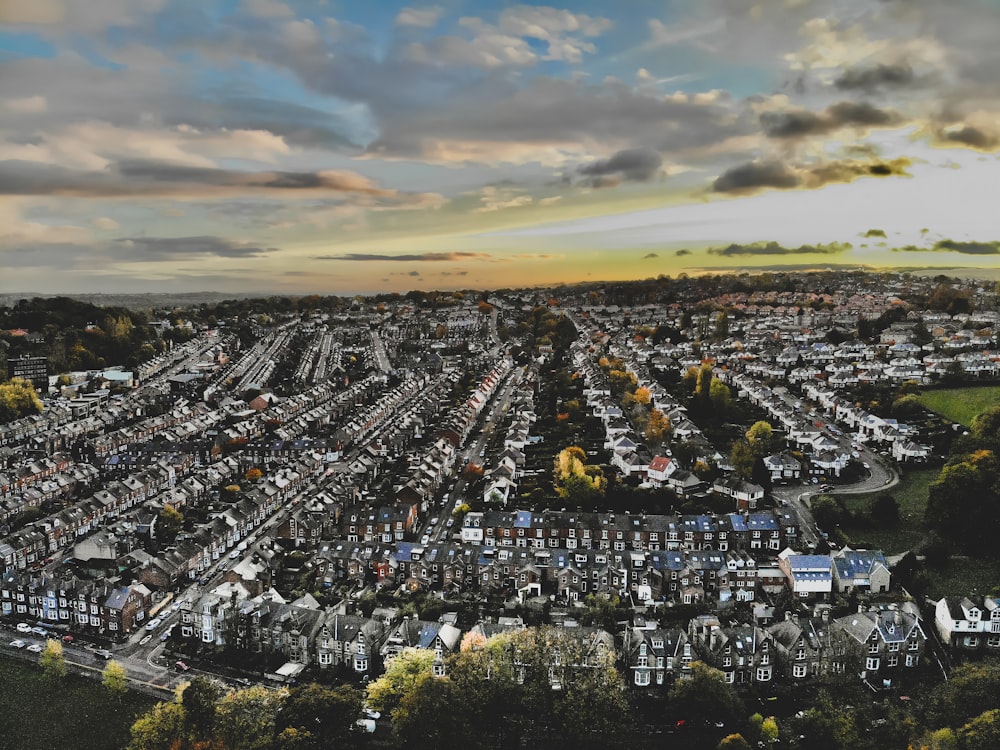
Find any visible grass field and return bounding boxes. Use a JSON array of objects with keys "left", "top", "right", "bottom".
[
  {"left": 924, "top": 558, "right": 1000, "bottom": 600},
  {"left": 917, "top": 386, "right": 1000, "bottom": 427},
  {"left": 839, "top": 468, "right": 937, "bottom": 554},
  {"left": 0, "top": 655, "right": 158, "bottom": 750}
]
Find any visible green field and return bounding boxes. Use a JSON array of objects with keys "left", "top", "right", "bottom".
[
  {"left": 0, "top": 655, "right": 158, "bottom": 750},
  {"left": 924, "top": 557, "right": 1000, "bottom": 600},
  {"left": 839, "top": 468, "right": 937, "bottom": 554},
  {"left": 917, "top": 386, "right": 1000, "bottom": 427}
]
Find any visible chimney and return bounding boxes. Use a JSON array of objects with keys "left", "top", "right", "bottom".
[{"left": 821, "top": 608, "right": 830, "bottom": 623}]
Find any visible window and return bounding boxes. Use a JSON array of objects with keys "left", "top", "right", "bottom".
[
  {"left": 905, "top": 654, "right": 916, "bottom": 667},
  {"left": 635, "top": 670, "right": 650, "bottom": 686},
  {"left": 793, "top": 664, "right": 807, "bottom": 678},
  {"left": 724, "top": 671, "right": 735, "bottom": 684},
  {"left": 869, "top": 643, "right": 879, "bottom": 654},
  {"left": 866, "top": 657, "right": 879, "bottom": 671},
  {"left": 757, "top": 666, "right": 772, "bottom": 682},
  {"left": 888, "top": 642, "right": 900, "bottom": 652},
  {"left": 908, "top": 640, "right": 920, "bottom": 651},
  {"left": 887, "top": 654, "right": 898, "bottom": 667},
  {"left": 433, "top": 662, "right": 446, "bottom": 677}
]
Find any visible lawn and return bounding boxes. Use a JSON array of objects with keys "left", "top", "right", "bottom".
[
  {"left": 917, "top": 386, "right": 1000, "bottom": 427},
  {"left": 923, "top": 557, "right": 1000, "bottom": 600},
  {"left": 839, "top": 468, "right": 937, "bottom": 554},
  {"left": 0, "top": 655, "right": 158, "bottom": 750}
]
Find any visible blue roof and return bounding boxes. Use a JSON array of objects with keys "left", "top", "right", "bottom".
[
  {"left": 726, "top": 513, "right": 748, "bottom": 532},
  {"left": 514, "top": 511, "right": 533, "bottom": 528},
  {"left": 790, "top": 555, "right": 832, "bottom": 570}
]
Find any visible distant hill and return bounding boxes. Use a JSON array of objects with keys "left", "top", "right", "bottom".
[{"left": 0, "top": 292, "right": 264, "bottom": 311}]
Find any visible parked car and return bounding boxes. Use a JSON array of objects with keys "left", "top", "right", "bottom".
[
  {"left": 9, "top": 640, "right": 25, "bottom": 649},
  {"left": 175, "top": 660, "right": 190, "bottom": 672},
  {"left": 26, "top": 643, "right": 43, "bottom": 653},
  {"left": 145, "top": 617, "right": 162, "bottom": 631},
  {"left": 95, "top": 649, "right": 113, "bottom": 660},
  {"left": 30, "top": 626, "right": 48, "bottom": 636},
  {"left": 15, "top": 623, "right": 31, "bottom": 634},
  {"left": 61, "top": 634, "right": 74, "bottom": 643}
]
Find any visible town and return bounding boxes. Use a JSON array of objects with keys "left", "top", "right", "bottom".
[{"left": 1, "top": 271, "right": 999, "bottom": 749}]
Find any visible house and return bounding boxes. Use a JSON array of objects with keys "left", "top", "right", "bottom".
[
  {"left": 934, "top": 596, "right": 1000, "bottom": 652},
  {"left": 646, "top": 456, "right": 677, "bottom": 487},
  {"left": 833, "top": 604, "right": 925, "bottom": 688},
  {"left": 763, "top": 453, "right": 802, "bottom": 483},
  {"left": 624, "top": 626, "right": 691, "bottom": 688},
  {"left": 778, "top": 549, "right": 833, "bottom": 599},
  {"left": 688, "top": 614, "right": 777, "bottom": 685},
  {"left": 767, "top": 607, "right": 845, "bottom": 680},
  {"left": 831, "top": 548, "right": 890, "bottom": 595}
]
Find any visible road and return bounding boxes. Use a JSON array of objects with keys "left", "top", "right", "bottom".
[{"left": 772, "top": 443, "right": 899, "bottom": 549}]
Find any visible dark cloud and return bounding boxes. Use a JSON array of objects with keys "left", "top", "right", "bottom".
[
  {"left": 315, "top": 251, "right": 493, "bottom": 262},
  {"left": 116, "top": 236, "right": 276, "bottom": 258},
  {"left": 939, "top": 125, "right": 999, "bottom": 150},
  {"left": 578, "top": 147, "right": 663, "bottom": 184},
  {"left": 834, "top": 62, "right": 919, "bottom": 91},
  {"left": 675, "top": 249, "right": 691, "bottom": 257},
  {"left": 642, "top": 252, "right": 659, "bottom": 259},
  {"left": 897, "top": 239, "right": 1000, "bottom": 255},
  {"left": 863, "top": 229, "right": 887, "bottom": 238},
  {"left": 761, "top": 101, "right": 901, "bottom": 139},
  {"left": 0, "top": 159, "right": 392, "bottom": 198},
  {"left": 707, "top": 241, "right": 853, "bottom": 257},
  {"left": 805, "top": 156, "right": 911, "bottom": 186},
  {"left": 712, "top": 160, "right": 800, "bottom": 193}
]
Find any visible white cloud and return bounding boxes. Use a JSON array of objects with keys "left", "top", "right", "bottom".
[{"left": 396, "top": 6, "right": 444, "bottom": 28}]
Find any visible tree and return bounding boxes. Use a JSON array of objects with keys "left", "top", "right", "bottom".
[
  {"left": 745, "top": 421, "right": 775, "bottom": 458},
  {"left": 102, "top": 659, "right": 128, "bottom": 697},
  {"left": 553, "top": 447, "right": 606, "bottom": 506},
  {"left": 157, "top": 506, "right": 183, "bottom": 544},
  {"left": 871, "top": 493, "right": 900, "bottom": 526},
  {"left": 958, "top": 709, "right": 1000, "bottom": 750},
  {"left": 215, "top": 685, "right": 285, "bottom": 750},
  {"left": 925, "top": 664, "right": 1000, "bottom": 730},
  {"left": 392, "top": 674, "right": 471, "bottom": 750},
  {"left": 718, "top": 734, "right": 752, "bottom": 750},
  {"left": 127, "top": 700, "right": 187, "bottom": 750},
  {"left": 40, "top": 638, "right": 66, "bottom": 679},
  {"left": 645, "top": 409, "right": 672, "bottom": 447},
  {"left": 244, "top": 467, "right": 263, "bottom": 482},
  {"left": 0, "top": 378, "right": 43, "bottom": 423},
  {"left": 367, "top": 648, "right": 437, "bottom": 715},
  {"left": 181, "top": 676, "right": 223, "bottom": 743},
  {"left": 276, "top": 683, "right": 362, "bottom": 749},
  {"left": 669, "top": 661, "right": 744, "bottom": 728},
  {"left": 709, "top": 378, "right": 732, "bottom": 415},
  {"left": 810, "top": 495, "right": 845, "bottom": 530},
  {"left": 730, "top": 439, "right": 756, "bottom": 480}
]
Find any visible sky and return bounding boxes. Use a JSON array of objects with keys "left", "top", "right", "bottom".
[{"left": 3, "top": 0, "right": 1000, "bottom": 295}]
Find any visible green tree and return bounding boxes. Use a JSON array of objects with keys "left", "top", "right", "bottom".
[
  {"left": 158, "top": 506, "right": 183, "bottom": 545},
  {"left": 810, "top": 495, "right": 845, "bottom": 531},
  {"left": 215, "top": 685, "right": 285, "bottom": 750},
  {"left": 40, "top": 638, "right": 66, "bottom": 679},
  {"left": 709, "top": 378, "right": 732, "bottom": 415},
  {"left": 0, "top": 378, "right": 43, "bottom": 423},
  {"left": 925, "top": 664, "right": 1000, "bottom": 730},
  {"left": 718, "top": 734, "right": 752, "bottom": 750},
  {"left": 392, "top": 674, "right": 470, "bottom": 750},
  {"left": 553, "top": 447, "right": 606, "bottom": 506},
  {"left": 730, "top": 439, "right": 756, "bottom": 480},
  {"left": 276, "top": 683, "right": 362, "bottom": 749},
  {"left": 127, "top": 700, "right": 187, "bottom": 750},
  {"left": 958, "top": 709, "right": 1000, "bottom": 750},
  {"left": 745, "top": 421, "right": 775, "bottom": 458},
  {"left": 181, "top": 676, "right": 223, "bottom": 743},
  {"left": 669, "top": 661, "right": 744, "bottom": 728},
  {"left": 102, "top": 659, "right": 128, "bottom": 697},
  {"left": 367, "top": 648, "right": 437, "bottom": 715}
]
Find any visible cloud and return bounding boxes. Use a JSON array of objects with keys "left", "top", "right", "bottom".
[
  {"left": 396, "top": 6, "right": 444, "bottom": 28},
  {"left": 761, "top": 101, "right": 902, "bottom": 139},
  {"left": 863, "top": 228, "right": 887, "bottom": 238},
  {"left": 578, "top": 147, "right": 663, "bottom": 185},
  {"left": 713, "top": 156, "right": 911, "bottom": 194},
  {"left": 642, "top": 252, "right": 659, "bottom": 259},
  {"left": 707, "top": 241, "right": 853, "bottom": 257},
  {"left": 938, "top": 125, "right": 1000, "bottom": 151},
  {"left": 116, "top": 236, "right": 276, "bottom": 258},
  {"left": 834, "top": 62, "right": 921, "bottom": 91},
  {"left": 897, "top": 239, "right": 1000, "bottom": 255},
  {"left": 315, "top": 251, "right": 493, "bottom": 262},
  {"left": 712, "top": 160, "right": 801, "bottom": 194},
  {"left": 0, "top": 159, "right": 399, "bottom": 199},
  {"left": 4, "top": 96, "right": 48, "bottom": 113}
]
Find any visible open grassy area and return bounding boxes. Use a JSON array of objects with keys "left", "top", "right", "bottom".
[
  {"left": 0, "top": 655, "right": 158, "bottom": 750},
  {"left": 917, "top": 385, "right": 1000, "bottom": 427},
  {"left": 839, "top": 468, "right": 937, "bottom": 554},
  {"left": 923, "top": 557, "right": 1000, "bottom": 600}
]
